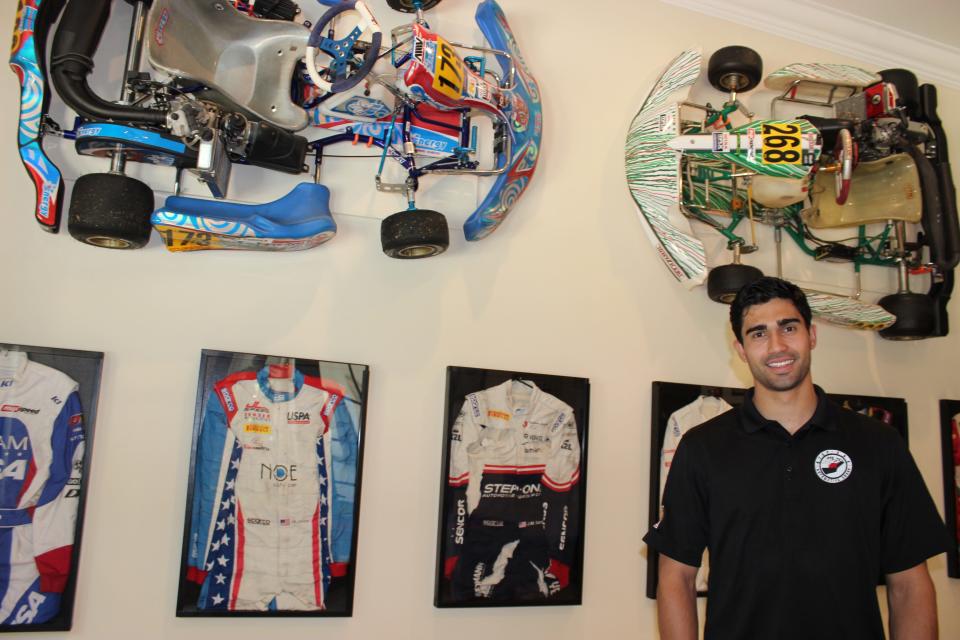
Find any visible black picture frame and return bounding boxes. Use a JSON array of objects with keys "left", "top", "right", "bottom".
[
  {"left": 939, "top": 400, "right": 960, "bottom": 579},
  {"left": 434, "top": 366, "right": 590, "bottom": 607},
  {"left": 176, "top": 349, "right": 368, "bottom": 617},
  {"left": 0, "top": 343, "right": 104, "bottom": 632},
  {"left": 646, "top": 381, "right": 908, "bottom": 599}
]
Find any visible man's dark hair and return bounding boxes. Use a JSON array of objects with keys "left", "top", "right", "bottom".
[{"left": 730, "top": 276, "right": 812, "bottom": 343}]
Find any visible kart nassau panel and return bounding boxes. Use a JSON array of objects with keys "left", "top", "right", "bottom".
[
  {"left": 151, "top": 183, "right": 336, "bottom": 252},
  {"left": 625, "top": 49, "right": 707, "bottom": 288},
  {"left": 765, "top": 63, "right": 881, "bottom": 92},
  {"left": 75, "top": 123, "right": 198, "bottom": 167},
  {"left": 10, "top": 0, "right": 64, "bottom": 232},
  {"left": 462, "top": 0, "right": 542, "bottom": 242},
  {"left": 670, "top": 120, "right": 821, "bottom": 180},
  {"left": 803, "top": 290, "right": 895, "bottom": 330},
  {"left": 806, "top": 153, "right": 922, "bottom": 228}
]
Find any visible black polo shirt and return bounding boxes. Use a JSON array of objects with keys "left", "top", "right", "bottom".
[{"left": 644, "top": 386, "right": 948, "bottom": 640}]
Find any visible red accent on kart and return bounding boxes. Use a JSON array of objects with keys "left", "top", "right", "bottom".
[
  {"left": 909, "top": 266, "right": 933, "bottom": 275},
  {"left": 864, "top": 82, "right": 898, "bottom": 119},
  {"left": 403, "top": 24, "right": 506, "bottom": 121},
  {"left": 26, "top": 162, "right": 58, "bottom": 227}
]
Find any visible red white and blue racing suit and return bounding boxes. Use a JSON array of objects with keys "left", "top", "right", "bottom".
[
  {"left": 0, "top": 353, "right": 84, "bottom": 626},
  {"left": 187, "top": 367, "right": 357, "bottom": 611},
  {"left": 444, "top": 380, "right": 580, "bottom": 600}
]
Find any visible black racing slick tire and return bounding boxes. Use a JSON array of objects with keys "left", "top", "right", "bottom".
[
  {"left": 68, "top": 172, "right": 155, "bottom": 249},
  {"left": 877, "top": 292, "right": 936, "bottom": 340},
  {"left": 707, "top": 46, "right": 763, "bottom": 93},
  {"left": 381, "top": 209, "right": 449, "bottom": 259},
  {"left": 386, "top": 0, "right": 441, "bottom": 12},
  {"left": 707, "top": 263, "right": 764, "bottom": 304},
  {"left": 879, "top": 68, "right": 920, "bottom": 118}
]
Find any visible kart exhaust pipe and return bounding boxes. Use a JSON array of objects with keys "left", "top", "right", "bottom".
[{"left": 50, "top": 0, "right": 167, "bottom": 124}]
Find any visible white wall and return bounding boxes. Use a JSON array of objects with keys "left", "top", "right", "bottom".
[{"left": 1, "top": 0, "right": 957, "bottom": 637}]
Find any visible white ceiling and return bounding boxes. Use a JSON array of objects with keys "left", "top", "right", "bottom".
[
  {"left": 823, "top": 0, "right": 960, "bottom": 49},
  {"left": 662, "top": 0, "right": 960, "bottom": 89}
]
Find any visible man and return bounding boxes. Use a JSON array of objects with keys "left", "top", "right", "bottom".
[{"left": 644, "top": 277, "right": 948, "bottom": 639}]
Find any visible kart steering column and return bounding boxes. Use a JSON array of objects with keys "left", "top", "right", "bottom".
[{"left": 51, "top": 0, "right": 166, "bottom": 125}]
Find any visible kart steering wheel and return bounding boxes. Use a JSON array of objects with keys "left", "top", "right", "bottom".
[
  {"left": 834, "top": 128, "right": 857, "bottom": 206},
  {"left": 306, "top": 0, "right": 383, "bottom": 94}
]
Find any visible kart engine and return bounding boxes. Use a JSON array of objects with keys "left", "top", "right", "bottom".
[{"left": 50, "top": 0, "right": 309, "bottom": 197}]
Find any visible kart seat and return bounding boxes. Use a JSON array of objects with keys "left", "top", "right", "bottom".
[{"left": 158, "top": 183, "right": 333, "bottom": 238}]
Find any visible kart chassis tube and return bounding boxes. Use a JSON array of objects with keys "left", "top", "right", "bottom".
[{"left": 50, "top": 0, "right": 166, "bottom": 124}]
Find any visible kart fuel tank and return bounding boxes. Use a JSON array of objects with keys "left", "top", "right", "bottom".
[
  {"left": 805, "top": 153, "right": 921, "bottom": 228},
  {"left": 146, "top": 0, "right": 310, "bottom": 131}
]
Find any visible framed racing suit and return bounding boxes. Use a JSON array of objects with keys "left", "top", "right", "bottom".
[
  {"left": 436, "top": 369, "right": 590, "bottom": 607},
  {"left": 0, "top": 345, "right": 102, "bottom": 632},
  {"left": 178, "top": 351, "right": 368, "bottom": 616}
]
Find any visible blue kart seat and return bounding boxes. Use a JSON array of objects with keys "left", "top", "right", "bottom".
[{"left": 159, "top": 183, "right": 334, "bottom": 239}]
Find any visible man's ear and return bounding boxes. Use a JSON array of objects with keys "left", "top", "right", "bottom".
[
  {"left": 733, "top": 337, "right": 747, "bottom": 363},
  {"left": 810, "top": 323, "right": 817, "bottom": 350}
]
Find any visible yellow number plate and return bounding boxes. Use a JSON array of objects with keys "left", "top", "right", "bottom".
[
  {"left": 432, "top": 37, "right": 463, "bottom": 100},
  {"left": 156, "top": 226, "right": 221, "bottom": 252},
  {"left": 761, "top": 122, "right": 802, "bottom": 165}
]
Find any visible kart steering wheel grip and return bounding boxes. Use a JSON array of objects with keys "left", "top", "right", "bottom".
[{"left": 305, "top": 0, "right": 382, "bottom": 94}]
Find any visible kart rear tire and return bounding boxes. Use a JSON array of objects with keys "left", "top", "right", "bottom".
[
  {"left": 381, "top": 209, "right": 449, "bottom": 259},
  {"left": 386, "top": 0, "right": 442, "bottom": 12},
  {"left": 68, "top": 173, "right": 155, "bottom": 250},
  {"left": 707, "top": 263, "right": 764, "bottom": 304},
  {"left": 879, "top": 68, "right": 919, "bottom": 118},
  {"left": 708, "top": 46, "right": 763, "bottom": 93},
  {"left": 877, "top": 292, "right": 936, "bottom": 340}
]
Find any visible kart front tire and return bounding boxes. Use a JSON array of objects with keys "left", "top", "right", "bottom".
[
  {"left": 879, "top": 68, "right": 919, "bottom": 118},
  {"left": 707, "top": 263, "right": 764, "bottom": 304},
  {"left": 877, "top": 292, "right": 935, "bottom": 340},
  {"left": 386, "top": 0, "right": 442, "bottom": 12},
  {"left": 708, "top": 46, "right": 763, "bottom": 93},
  {"left": 381, "top": 209, "right": 449, "bottom": 259},
  {"left": 68, "top": 173, "right": 155, "bottom": 250}
]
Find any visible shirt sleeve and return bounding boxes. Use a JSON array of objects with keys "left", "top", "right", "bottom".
[
  {"left": 542, "top": 407, "right": 581, "bottom": 590},
  {"left": 643, "top": 434, "right": 708, "bottom": 568},
  {"left": 880, "top": 434, "right": 950, "bottom": 574},
  {"left": 187, "top": 387, "right": 232, "bottom": 584},
  {"left": 329, "top": 399, "right": 359, "bottom": 572},
  {"left": 32, "top": 391, "right": 84, "bottom": 593},
  {"left": 443, "top": 396, "right": 481, "bottom": 579}
]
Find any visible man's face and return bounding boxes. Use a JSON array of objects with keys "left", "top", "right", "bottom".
[{"left": 733, "top": 298, "right": 817, "bottom": 392}]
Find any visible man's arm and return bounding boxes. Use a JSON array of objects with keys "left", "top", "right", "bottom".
[
  {"left": 657, "top": 554, "right": 698, "bottom": 640},
  {"left": 886, "top": 562, "right": 938, "bottom": 640}
]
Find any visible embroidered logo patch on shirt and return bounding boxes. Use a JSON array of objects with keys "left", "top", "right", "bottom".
[{"left": 814, "top": 449, "right": 853, "bottom": 483}]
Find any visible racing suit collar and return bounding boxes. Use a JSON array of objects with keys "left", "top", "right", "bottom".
[
  {"left": 496, "top": 378, "right": 542, "bottom": 417},
  {"left": 256, "top": 366, "right": 304, "bottom": 402},
  {"left": 0, "top": 350, "right": 28, "bottom": 380}
]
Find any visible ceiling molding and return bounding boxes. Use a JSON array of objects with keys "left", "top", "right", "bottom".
[{"left": 661, "top": 0, "right": 960, "bottom": 90}]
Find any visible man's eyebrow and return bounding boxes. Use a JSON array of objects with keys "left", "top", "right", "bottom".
[
  {"left": 745, "top": 323, "right": 767, "bottom": 335},
  {"left": 745, "top": 317, "right": 801, "bottom": 335}
]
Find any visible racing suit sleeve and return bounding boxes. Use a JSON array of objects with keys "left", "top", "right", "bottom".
[
  {"left": 32, "top": 391, "right": 85, "bottom": 593},
  {"left": 329, "top": 399, "right": 358, "bottom": 577},
  {"left": 187, "top": 388, "right": 232, "bottom": 585},
  {"left": 443, "top": 396, "right": 482, "bottom": 579},
  {"left": 660, "top": 410, "right": 684, "bottom": 499},
  {"left": 541, "top": 407, "right": 580, "bottom": 593}
]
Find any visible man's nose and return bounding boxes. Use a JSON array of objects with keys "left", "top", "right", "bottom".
[{"left": 768, "top": 330, "right": 784, "bottom": 351}]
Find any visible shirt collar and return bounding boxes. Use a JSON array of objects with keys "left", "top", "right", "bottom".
[{"left": 739, "top": 384, "right": 837, "bottom": 434}]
